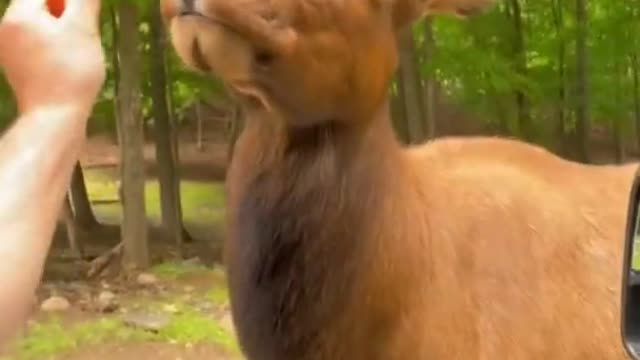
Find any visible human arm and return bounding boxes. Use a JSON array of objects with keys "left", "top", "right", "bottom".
[
  {"left": 0, "top": 106, "right": 90, "bottom": 344},
  {"left": 0, "top": 0, "right": 105, "bottom": 347}
]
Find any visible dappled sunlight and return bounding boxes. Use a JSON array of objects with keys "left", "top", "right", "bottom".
[{"left": 82, "top": 167, "right": 226, "bottom": 225}]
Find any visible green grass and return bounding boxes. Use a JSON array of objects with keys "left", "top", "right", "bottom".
[
  {"left": 82, "top": 168, "right": 226, "bottom": 224},
  {"left": 5, "top": 316, "right": 154, "bottom": 360},
  {"left": 206, "top": 286, "right": 230, "bottom": 307},
  {"left": 149, "top": 262, "right": 230, "bottom": 306},
  {"left": 633, "top": 250, "right": 640, "bottom": 270},
  {"left": 157, "top": 308, "right": 237, "bottom": 352},
  {"left": 4, "top": 167, "right": 236, "bottom": 359},
  {"left": 633, "top": 237, "right": 640, "bottom": 270},
  {"left": 3, "top": 260, "right": 237, "bottom": 360},
  {"left": 150, "top": 260, "right": 212, "bottom": 280},
  {"left": 6, "top": 309, "right": 238, "bottom": 360},
  {"left": 121, "top": 297, "right": 236, "bottom": 351}
]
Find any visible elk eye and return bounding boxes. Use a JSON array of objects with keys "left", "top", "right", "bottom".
[{"left": 255, "top": 49, "right": 275, "bottom": 67}]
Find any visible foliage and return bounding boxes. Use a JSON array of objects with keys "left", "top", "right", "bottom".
[
  {"left": 412, "top": 0, "right": 640, "bottom": 151},
  {"left": 0, "top": 0, "right": 637, "bottom": 159}
]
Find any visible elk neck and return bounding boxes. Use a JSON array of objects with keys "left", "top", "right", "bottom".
[
  {"left": 228, "top": 97, "right": 404, "bottom": 204},
  {"left": 224, "top": 98, "right": 412, "bottom": 357}
]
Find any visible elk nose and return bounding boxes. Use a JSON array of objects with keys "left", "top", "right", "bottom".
[{"left": 160, "top": 0, "right": 196, "bottom": 22}]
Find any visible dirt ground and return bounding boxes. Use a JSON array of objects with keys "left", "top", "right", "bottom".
[
  {"left": 62, "top": 342, "right": 234, "bottom": 360},
  {"left": 0, "top": 129, "right": 242, "bottom": 360},
  {"left": 80, "top": 131, "right": 230, "bottom": 182},
  {"left": 10, "top": 265, "right": 243, "bottom": 360}
]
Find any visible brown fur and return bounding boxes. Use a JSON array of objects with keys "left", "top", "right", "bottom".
[{"left": 161, "top": 0, "right": 639, "bottom": 358}]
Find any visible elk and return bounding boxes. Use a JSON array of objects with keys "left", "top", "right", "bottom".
[{"left": 160, "top": 0, "right": 638, "bottom": 358}]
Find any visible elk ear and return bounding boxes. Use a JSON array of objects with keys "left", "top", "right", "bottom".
[{"left": 391, "top": 0, "right": 495, "bottom": 29}]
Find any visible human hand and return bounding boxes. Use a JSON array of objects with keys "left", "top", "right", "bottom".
[{"left": 0, "top": 0, "right": 105, "bottom": 115}]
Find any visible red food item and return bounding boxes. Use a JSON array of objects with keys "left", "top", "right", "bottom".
[{"left": 46, "top": 0, "right": 65, "bottom": 18}]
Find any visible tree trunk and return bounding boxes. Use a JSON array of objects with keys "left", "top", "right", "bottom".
[
  {"left": 480, "top": 70, "right": 510, "bottom": 135},
  {"left": 575, "top": 0, "right": 590, "bottom": 163},
  {"left": 62, "top": 192, "right": 83, "bottom": 259},
  {"left": 196, "top": 102, "right": 204, "bottom": 151},
  {"left": 466, "top": 11, "right": 510, "bottom": 136},
  {"left": 551, "top": 0, "right": 567, "bottom": 156},
  {"left": 397, "top": 26, "right": 425, "bottom": 143},
  {"left": 149, "top": 4, "right": 184, "bottom": 252},
  {"left": 508, "top": 0, "right": 532, "bottom": 141},
  {"left": 164, "top": 41, "right": 192, "bottom": 245},
  {"left": 422, "top": 18, "right": 437, "bottom": 139},
  {"left": 117, "top": 2, "right": 149, "bottom": 270},
  {"left": 110, "top": 5, "right": 122, "bottom": 145},
  {"left": 69, "top": 162, "right": 99, "bottom": 229},
  {"left": 632, "top": 53, "right": 640, "bottom": 153},
  {"left": 613, "top": 116, "right": 625, "bottom": 163},
  {"left": 612, "top": 54, "right": 625, "bottom": 163},
  {"left": 391, "top": 74, "right": 410, "bottom": 144}
]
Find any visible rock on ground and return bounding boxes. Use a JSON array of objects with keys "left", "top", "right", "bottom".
[
  {"left": 123, "top": 311, "right": 171, "bottom": 332},
  {"left": 97, "top": 290, "right": 119, "bottom": 313},
  {"left": 40, "top": 296, "right": 71, "bottom": 312},
  {"left": 136, "top": 273, "right": 158, "bottom": 286}
]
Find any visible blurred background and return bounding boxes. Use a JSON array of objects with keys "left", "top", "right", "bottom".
[{"left": 0, "top": 0, "right": 638, "bottom": 359}]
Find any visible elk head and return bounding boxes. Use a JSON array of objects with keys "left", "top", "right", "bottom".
[{"left": 160, "top": 0, "right": 494, "bottom": 129}]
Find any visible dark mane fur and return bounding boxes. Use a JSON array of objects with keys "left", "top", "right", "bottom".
[{"left": 226, "top": 116, "right": 404, "bottom": 359}]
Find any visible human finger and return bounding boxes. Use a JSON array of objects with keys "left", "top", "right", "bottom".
[{"left": 61, "top": 0, "right": 101, "bottom": 32}]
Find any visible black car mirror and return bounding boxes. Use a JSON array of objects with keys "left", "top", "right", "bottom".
[{"left": 621, "top": 166, "right": 640, "bottom": 359}]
